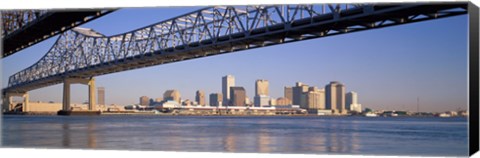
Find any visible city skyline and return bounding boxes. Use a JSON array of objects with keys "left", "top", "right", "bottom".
[{"left": 1, "top": 7, "right": 468, "bottom": 113}]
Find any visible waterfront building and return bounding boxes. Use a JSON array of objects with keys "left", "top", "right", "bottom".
[
  {"left": 149, "top": 98, "right": 155, "bottom": 105},
  {"left": 139, "top": 96, "right": 149, "bottom": 106},
  {"left": 164, "top": 90, "right": 181, "bottom": 103},
  {"left": 97, "top": 87, "right": 105, "bottom": 106},
  {"left": 222, "top": 75, "right": 235, "bottom": 106},
  {"left": 255, "top": 79, "right": 269, "bottom": 96},
  {"left": 350, "top": 104, "right": 362, "bottom": 113},
  {"left": 209, "top": 93, "right": 223, "bottom": 107},
  {"left": 284, "top": 87, "right": 293, "bottom": 104},
  {"left": 254, "top": 79, "right": 270, "bottom": 107},
  {"left": 306, "top": 87, "right": 325, "bottom": 110},
  {"left": 293, "top": 82, "right": 309, "bottom": 107},
  {"left": 155, "top": 98, "right": 163, "bottom": 103},
  {"left": 345, "top": 91, "right": 356, "bottom": 110},
  {"left": 346, "top": 91, "right": 362, "bottom": 113},
  {"left": 276, "top": 97, "right": 291, "bottom": 106},
  {"left": 254, "top": 95, "right": 270, "bottom": 107},
  {"left": 162, "top": 100, "right": 181, "bottom": 108},
  {"left": 195, "top": 90, "right": 206, "bottom": 106},
  {"left": 245, "top": 97, "right": 251, "bottom": 106},
  {"left": 317, "top": 109, "right": 333, "bottom": 115},
  {"left": 182, "top": 99, "right": 192, "bottom": 106},
  {"left": 325, "top": 81, "right": 346, "bottom": 114},
  {"left": 230, "top": 87, "right": 246, "bottom": 106},
  {"left": 269, "top": 98, "right": 277, "bottom": 106}
]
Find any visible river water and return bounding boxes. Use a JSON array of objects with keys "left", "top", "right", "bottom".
[{"left": 1, "top": 115, "right": 468, "bottom": 156}]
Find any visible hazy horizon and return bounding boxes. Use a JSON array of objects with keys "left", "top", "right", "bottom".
[{"left": 1, "top": 6, "right": 468, "bottom": 113}]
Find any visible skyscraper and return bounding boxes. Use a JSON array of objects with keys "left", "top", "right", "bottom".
[
  {"left": 222, "top": 75, "right": 235, "bottom": 106},
  {"left": 284, "top": 87, "right": 293, "bottom": 104},
  {"left": 292, "top": 82, "right": 309, "bottom": 107},
  {"left": 306, "top": 87, "right": 325, "bottom": 110},
  {"left": 139, "top": 96, "right": 149, "bottom": 106},
  {"left": 195, "top": 90, "right": 205, "bottom": 106},
  {"left": 346, "top": 91, "right": 356, "bottom": 110},
  {"left": 346, "top": 91, "right": 362, "bottom": 113},
  {"left": 254, "top": 79, "right": 269, "bottom": 106},
  {"left": 230, "top": 86, "right": 246, "bottom": 106},
  {"left": 255, "top": 79, "right": 269, "bottom": 96},
  {"left": 325, "top": 81, "right": 346, "bottom": 114},
  {"left": 209, "top": 93, "right": 223, "bottom": 107},
  {"left": 97, "top": 87, "right": 105, "bottom": 106},
  {"left": 163, "top": 90, "right": 181, "bottom": 103}
]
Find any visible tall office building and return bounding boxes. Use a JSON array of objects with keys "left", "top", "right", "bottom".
[
  {"left": 292, "top": 82, "right": 309, "bottom": 107},
  {"left": 222, "top": 75, "right": 235, "bottom": 106},
  {"left": 255, "top": 79, "right": 269, "bottom": 96},
  {"left": 230, "top": 86, "right": 246, "bottom": 106},
  {"left": 325, "top": 81, "right": 346, "bottom": 113},
  {"left": 254, "top": 79, "right": 269, "bottom": 107},
  {"left": 345, "top": 91, "right": 356, "bottom": 110},
  {"left": 195, "top": 90, "right": 205, "bottom": 106},
  {"left": 284, "top": 87, "right": 293, "bottom": 104},
  {"left": 97, "top": 87, "right": 105, "bottom": 106},
  {"left": 139, "top": 96, "right": 149, "bottom": 106},
  {"left": 163, "top": 90, "right": 181, "bottom": 103},
  {"left": 306, "top": 87, "right": 325, "bottom": 110},
  {"left": 209, "top": 93, "right": 223, "bottom": 107},
  {"left": 346, "top": 91, "right": 362, "bottom": 112}
]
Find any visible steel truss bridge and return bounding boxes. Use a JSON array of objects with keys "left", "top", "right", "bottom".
[
  {"left": 1, "top": 3, "right": 468, "bottom": 112},
  {"left": 1, "top": 9, "right": 114, "bottom": 57}
]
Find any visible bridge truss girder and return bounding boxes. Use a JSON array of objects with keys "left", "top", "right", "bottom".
[{"left": 3, "top": 3, "right": 468, "bottom": 93}]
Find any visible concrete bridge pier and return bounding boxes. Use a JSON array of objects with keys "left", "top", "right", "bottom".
[
  {"left": 2, "top": 92, "right": 29, "bottom": 112},
  {"left": 62, "top": 77, "right": 96, "bottom": 111}
]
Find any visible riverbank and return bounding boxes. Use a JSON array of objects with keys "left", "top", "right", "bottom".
[{"left": 3, "top": 111, "right": 466, "bottom": 118}]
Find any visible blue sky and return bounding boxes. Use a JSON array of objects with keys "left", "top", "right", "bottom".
[{"left": 1, "top": 6, "right": 468, "bottom": 112}]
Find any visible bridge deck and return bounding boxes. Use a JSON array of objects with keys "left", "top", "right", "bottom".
[{"left": 2, "top": 10, "right": 115, "bottom": 57}]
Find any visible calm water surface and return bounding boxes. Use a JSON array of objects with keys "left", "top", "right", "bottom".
[{"left": 1, "top": 115, "right": 468, "bottom": 156}]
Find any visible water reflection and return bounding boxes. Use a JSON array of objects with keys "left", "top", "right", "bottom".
[
  {"left": 62, "top": 123, "right": 70, "bottom": 147},
  {"left": 258, "top": 128, "right": 272, "bottom": 153},
  {"left": 87, "top": 121, "right": 97, "bottom": 148},
  {"left": 2, "top": 116, "right": 468, "bottom": 156},
  {"left": 223, "top": 132, "right": 236, "bottom": 152}
]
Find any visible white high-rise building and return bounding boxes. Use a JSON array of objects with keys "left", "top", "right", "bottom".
[
  {"left": 222, "top": 75, "right": 235, "bottom": 106},
  {"left": 346, "top": 91, "right": 362, "bottom": 113}
]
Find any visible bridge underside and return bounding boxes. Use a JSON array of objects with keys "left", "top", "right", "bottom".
[
  {"left": 3, "top": 3, "right": 468, "bottom": 94},
  {"left": 2, "top": 10, "right": 114, "bottom": 58}
]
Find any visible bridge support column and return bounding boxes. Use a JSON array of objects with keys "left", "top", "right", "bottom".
[
  {"left": 63, "top": 79, "right": 71, "bottom": 111},
  {"left": 22, "top": 93, "right": 29, "bottom": 112},
  {"left": 2, "top": 95, "right": 12, "bottom": 112},
  {"left": 2, "top": 92, "right": 28, "bottom": 112},
  {"left": 62, "top": 77, "right": 96, "bottom": 111}
]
